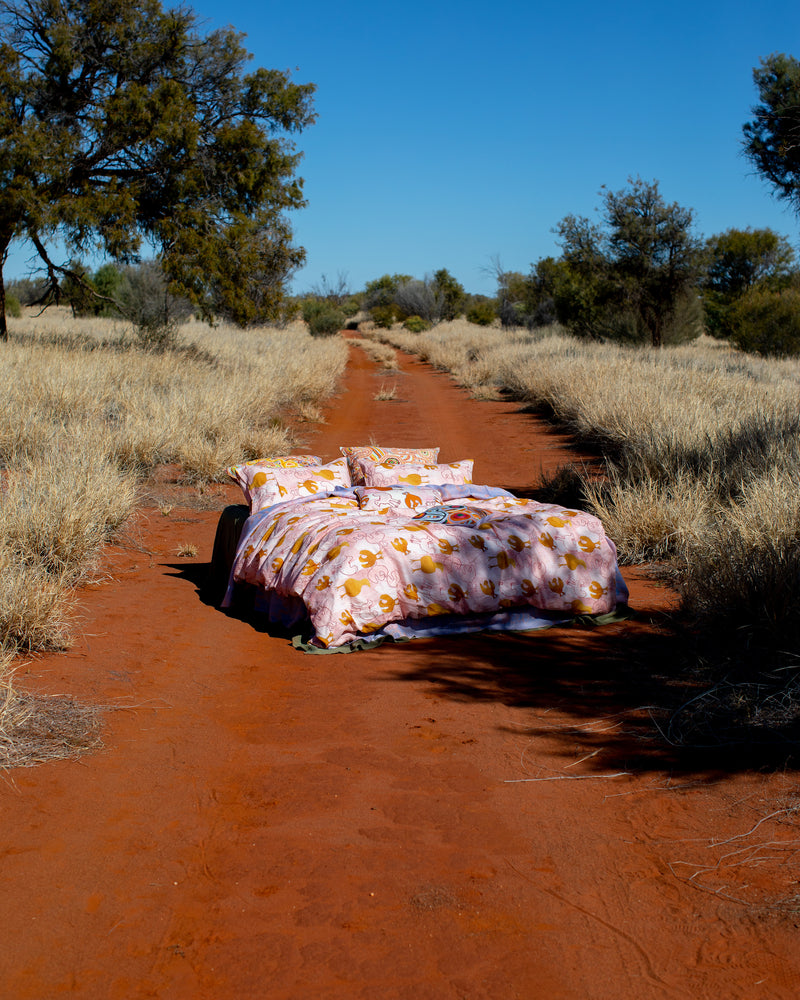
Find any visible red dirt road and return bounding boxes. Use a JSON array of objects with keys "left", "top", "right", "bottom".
[{"left": 2, "top": 343, "right": 799, "bottom": 999}]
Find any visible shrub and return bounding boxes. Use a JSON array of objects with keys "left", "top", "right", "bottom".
[
  {"left": 466, "top": 300, "right": 496, "bottom": 326},
  {"left": 403, "top": 315, "right": 430, "bottom": 333},
  {"left": 370, "top": 304, "right": 399, "bottom": 328},
  {"left": 394, "top": 280, "right": 442, "bottom": 323},
  {"left": 121, "top": 261, "right": 192, "bottom": 350},
  {"left": 729, "top": 287, "right": 800, "bottom": 356},
  {"left": 301, "top": 298, "right": 345, "bottom": 337},
  {"left": 5, "top": 293, "right": 21, "bottom": 318}
]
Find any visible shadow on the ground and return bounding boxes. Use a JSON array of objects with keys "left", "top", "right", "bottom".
[
  {"left": 166, "top": 560, "right": 800, "bottom": 777},
  {"left": 164, "top": 561, "right": 304, "bottom": 641},
  {"left": 380, "top": 611, "right": 800, "bottom": 777}
]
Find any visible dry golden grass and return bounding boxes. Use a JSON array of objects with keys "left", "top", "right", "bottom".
[
  {"left": 348, "top": 334, "right": 401, "bottom": 370},
  {"left": 373, "top": 382, "right": 398, "bottom": 401},
  {"left": 3, "top": 310, "right": 347, "bottom": 480},
  {"left": 2, "top": 443, "right": 138, "bottom": 580},
  {"left": 0, "top": 646, "right": 104, "bottom": 770},
  {"left": 0, "top": 309, "right": 348, "bottom": 656},
  {"left": 0, "top": 548, "right": 75, "bottom": 651},
  {"left": 375, "top": 320, "right": 800, "bottom": 652}
]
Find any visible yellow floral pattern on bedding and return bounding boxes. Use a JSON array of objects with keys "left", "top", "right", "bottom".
[{"left": 228, "top": 490, "right": 621, "bottom": 648}]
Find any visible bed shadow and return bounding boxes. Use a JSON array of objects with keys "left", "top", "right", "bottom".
[
  {"left": 164, "top": 559, "right": 800, "bottom": 776},
  {"left": 164, "top": 561, "right": 303, "bottom": 639}
]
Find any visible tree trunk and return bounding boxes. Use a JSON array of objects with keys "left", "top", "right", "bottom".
[
  {"left": 651, "top": 318, "right": 662, "bottom": 349},
  {"left": 0, "top": 262, "right": 7, "bottom": 343},
  {"left": 0, "top": 231, "right": 12, "bottom": 342}
]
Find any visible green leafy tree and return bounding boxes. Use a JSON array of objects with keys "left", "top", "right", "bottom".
[
  {"left": 92, "top": 263, "right": 128, "bottom": 317},
  {"left": 704, "top": 227, "right": 795, "bottom": 296},
  {"left": 555, "top": 178, "right": 703, "bottom": 346},
  {"left": 702, "top": 227, "right": 796, "bottom": 337},
  {"left": 493, "top": 266, "right": 535, "bottom": 328},
  {"left": 363, "top": 273, "right": 413, "bottom": 326},
  {"left": 0, "top": 0, "right": 316, "bottom": 340},
  {"left": 431, "top": 268, "right": 466, "bottom": 321},
  {"left": 743, "top": 53, "right": 800, "bottom": 215},
  {"left": 729, "top": 286, "right": 800, "bottom": 356},
  {"left": 603, "top": 178, "right": 702, "bottom": 347}
]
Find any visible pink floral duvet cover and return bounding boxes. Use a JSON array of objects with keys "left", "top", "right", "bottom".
[{"left": 224, "top": 487, "right": 624, "bottom": 648}]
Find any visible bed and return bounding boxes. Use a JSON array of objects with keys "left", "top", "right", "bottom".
[{"left": 217, "top": 446, "right": 629, "bottom": 651}]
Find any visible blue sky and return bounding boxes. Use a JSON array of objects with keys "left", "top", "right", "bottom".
[{"left": 6, "top": 0, "right": 800, "bottom": 296}]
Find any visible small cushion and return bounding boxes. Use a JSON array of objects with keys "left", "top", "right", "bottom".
[
  {"left": 340, "top": 446, "right": 439, "bottom": 485},
  {"left": 359, "top": 459, "right": 474, "bottom": 488}
]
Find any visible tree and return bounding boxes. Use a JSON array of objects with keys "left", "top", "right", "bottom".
[
  {"left": 555, "top": 178, "right": 703, "bottom": 347},
  {"left": 743, "top": 53, "right": 800, "bottom": 215},
  {"left": 702, "top": 227, "right": 796, "bottom": 337},
  {"left": 431, "top": 268, "right": 466, "bottom": 321},
  {"left": 704, "top": 227, "right": 795, "bottom": 296},
  {"left": 0, "top": 0, "right": 316, "bottom": 340},
  {"left": 363, "top": 273, "right": 413, "bottom": 326}
]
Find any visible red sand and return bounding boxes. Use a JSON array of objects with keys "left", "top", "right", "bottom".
[{"left": 2, "top": 343, "right": 799, "bottom": 999}]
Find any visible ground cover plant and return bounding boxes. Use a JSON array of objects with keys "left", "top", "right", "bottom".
[{"left": 368, "top": 319, "right": 800, "bottom": 744}]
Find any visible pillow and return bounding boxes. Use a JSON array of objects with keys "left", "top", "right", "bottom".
[
  {"left": 226, "top": 455, "right": 321, "bottom": 505},
  {"left": 354, "top": 485, "right": 444, "bottom": 514},
  {"left": 412, "top": 504, "right": 491, "bottom": 528},
  {"left": 266, "top": 458, "right": 351, "bottom": 506},
  {"left": 340, "top": 446, "right": 439, "bottom": 486},
  {"left": 359, "top": 459, "right": 474, "bottom": 488}
]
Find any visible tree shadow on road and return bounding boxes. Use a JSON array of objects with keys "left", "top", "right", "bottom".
[{"left": 381, "top": 603, "right": 800, "bottom": 777}]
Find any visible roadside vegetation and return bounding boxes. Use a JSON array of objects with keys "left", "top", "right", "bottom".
[
  {"left": 368, "top": 318, "right": 800, "bottom": 741},
  {"left": 0, "top": 308, "right": 347, "bottom": 657}
]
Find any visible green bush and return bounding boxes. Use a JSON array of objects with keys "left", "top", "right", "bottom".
[
  {"left": 466, "top": 300, "right": 496, "bottom": 326},
  {"left": 403, "top": 314, "right": 430, "bottom": 332},
  {"left": 5, "top": 292, "right": 21, "bottom": 318},
  {"left": 370, "top": 304, "right": 399, "bottom": 328},
  {"left": 301, "top": 298, "right": 345, "bottom": 337},
  {"left": 730, "top": 287, "right": 800, "bottom": 356}
]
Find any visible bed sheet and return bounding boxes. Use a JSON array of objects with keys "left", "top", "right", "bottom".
[{"left": 223, "top": 486, "right": 626, "bottom": 649}]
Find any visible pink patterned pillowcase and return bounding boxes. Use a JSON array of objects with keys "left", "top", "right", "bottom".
[
  {"left": 339, "top": 445, "right": 439, "bottom": 485},
  {"left": 354, "top": 485, "right": 443, "bottom": 514},
  {"left": 359, "top": 459, "right": 474, "bottom": 488},
  {"left": 266, "top": 458, "right": 351, "bottom": 507},
  {"left": 227, "top": 455, "right": 321, "bottom": 505}
]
